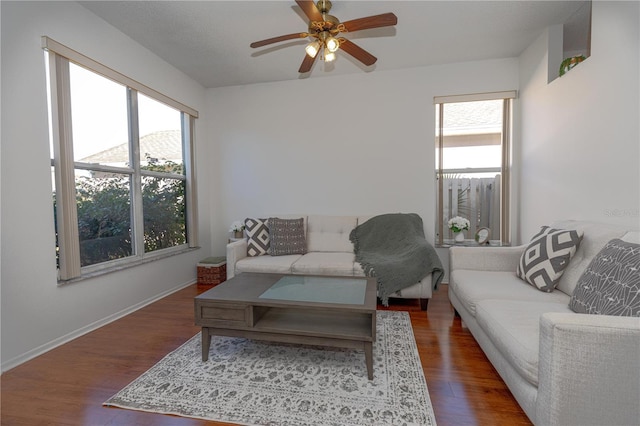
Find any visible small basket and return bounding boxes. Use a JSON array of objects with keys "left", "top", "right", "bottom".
[{"left": 197, "top": 256, "right": 227, "bottom": 286}]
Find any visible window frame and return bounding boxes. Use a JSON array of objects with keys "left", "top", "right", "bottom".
[
  {"left": 44, "top": 36, "right": 199, "bottom": 281},
  {"left": 434, "top": 91, "right": 516, "bottom": 247}
]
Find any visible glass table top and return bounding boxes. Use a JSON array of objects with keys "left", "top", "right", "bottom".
[{"left": 259, "top": 276, "right": 367, "bottom": 305}]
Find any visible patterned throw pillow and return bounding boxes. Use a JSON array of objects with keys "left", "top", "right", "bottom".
[
  {"left": 244, "top": 218, "right": 270, "bottom": 257},
  {"left": 267, "top": 217, "right": 307, "bottom": 256},
  {"left": 569, "top": 239, "right": 640, "bottom": 316},
  {"left": 516, "top": 226, "right": 584, "bottom": 292}
]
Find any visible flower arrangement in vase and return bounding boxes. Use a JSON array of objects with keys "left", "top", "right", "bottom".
[{"left": 448, "top": 216, "right": 470, "bottom": 242}]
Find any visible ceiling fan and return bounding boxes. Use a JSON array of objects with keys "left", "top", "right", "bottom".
[{"left": 250, "top": 0, "right": 397, "bottom": 73}]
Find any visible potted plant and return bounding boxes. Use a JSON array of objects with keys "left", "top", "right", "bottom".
[
  {"left": 229, "top": 221, "right": 245, "bottom": 238},
  {"left": 559, "top": 55, "right": 586, "bottom": 77}
]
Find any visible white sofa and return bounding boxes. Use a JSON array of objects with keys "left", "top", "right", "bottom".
[
  {"left": 449, "top": 220, "right": 640, "bottom": 426},
  {"left": 227, "top": 214, "right": 435, "bottom": 310}
]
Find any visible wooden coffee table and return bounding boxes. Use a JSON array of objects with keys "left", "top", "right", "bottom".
[{"left": 194, "top": 272, "right": 378, "bottom": 379}]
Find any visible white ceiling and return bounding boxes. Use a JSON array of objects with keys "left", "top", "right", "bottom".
[{"left": 79, "top": 1, "right": 587, "bottom": 89}]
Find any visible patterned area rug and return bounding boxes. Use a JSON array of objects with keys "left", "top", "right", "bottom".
[{"left": 104, "top": 311, "right": 436, "bottom": 425}]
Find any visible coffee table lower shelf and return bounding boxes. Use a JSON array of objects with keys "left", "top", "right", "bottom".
[{"left": 198, "top": 305, "right": 376, "bottom": 380}]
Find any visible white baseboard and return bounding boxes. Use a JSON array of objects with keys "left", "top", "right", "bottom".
[{"left": 1, "top": 279, "right": 196, "bottom": 373}]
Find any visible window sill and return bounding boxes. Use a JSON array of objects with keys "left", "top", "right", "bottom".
[
  {"left": 435, "top": 240, "right": 509, "bottom": 249},
  {"left": 57, "top": 246, "right": 201, "bottom": 286}
]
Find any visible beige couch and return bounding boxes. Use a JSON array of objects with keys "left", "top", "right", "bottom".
[
  {"left": 227, "top": 214, "right": 435, "bottom": 310},
  {"left": 448, "top": 220, "right": 640, "bottom": 425}
]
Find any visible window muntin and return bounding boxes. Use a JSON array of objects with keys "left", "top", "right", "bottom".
[
  {"left": 45, "top": 37, "right": 198, "bottom": 281},
  {"left": 435, "top": 94, "right": 514, "bottom": 246}
]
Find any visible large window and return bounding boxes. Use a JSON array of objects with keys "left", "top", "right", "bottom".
[
  {"left": 44, "top": 37, "right": 198, "bottom": 281},
  {"left": 434, "top": 91, "right": 516, "bottom": 246}
]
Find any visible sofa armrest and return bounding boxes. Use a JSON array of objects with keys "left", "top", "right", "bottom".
[
  {"left": 449, "top": 245, "right": 525, "bottom": 272},
  {"left": 536, "top": 312, "right": 640, "bottom": 426},
  {"left": 226, "top": 239, "right": 247, "bottom": 279}
]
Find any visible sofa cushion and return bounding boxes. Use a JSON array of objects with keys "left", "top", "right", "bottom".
[
  {"left": 551, "top": 220, "right": 627, "bottom": 296},
  {"left": 236, "top": 254, "right": 302, "bottom": 274},
  {"left": 476, "top": 299, "right": 572, "bottom": 386},
  {"left": 516, "top": 226, "right": 583, "bottom": 292},
  {"left": 291, "top": 252, "right": 356, "bottom": 276},
  {"left": 268, "top": 217, "right": 307, "bottom": 256},
  {"left": 569, "top": 239, "right": 640, "bottom": 316},
  {"left": 245, "top": 218, "right": 270, "bottom": 257},
  {"left": 306, "top": 215, "right": 357, "bottom": 253},
  {"left": 450, "top": 270, "right": 571, "bottom": 316}
]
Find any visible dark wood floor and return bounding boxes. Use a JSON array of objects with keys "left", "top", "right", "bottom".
[{"left": 1, "top": 283, "right": 531, "bottom": 425}]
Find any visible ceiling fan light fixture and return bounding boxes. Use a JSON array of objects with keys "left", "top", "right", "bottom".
[
  {"left": 323, "top": 49, "right": 336, "bottom": 62},
  {"left": 305, "top": 40, "right": 321, "bottom": 58},
  {"left": 325, "top": 36, "right": 340, "bottom": 53}
]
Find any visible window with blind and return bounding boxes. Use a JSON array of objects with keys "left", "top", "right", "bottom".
[
  {"left": 434, "top": 91, "right": 516, "bottom": 246},
  {"left": 44, "top": 37, "right": 199, "bottom": 281}
]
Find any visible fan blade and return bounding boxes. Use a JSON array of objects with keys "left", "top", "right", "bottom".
[
  {"left": 250, "top": 33, "right": 308, "bottom": 48},
  {"left": 298, "top": 52, "right": 318, "bottom": 73},
  {"left": 341, "top": 13, "right": 398, "bottom": 32},
  {"left": 295, "top": 0, "right": 323, "bottom": 23},
  {"left": 339, "top": 39, "right": 377, "bottom": 66}
]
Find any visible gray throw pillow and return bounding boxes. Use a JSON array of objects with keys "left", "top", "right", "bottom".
[
  {"left": 516, "top": 226, "right": 583, "bottom": 292},
  {"left": 267, "top": 217, "right": 307, "bottom": 256},
  {"left": 569, "top": 239, "right": 640, "bottom": 316},
  {"left": 244, "top": 218, "right": 269, "bottom": 257}
]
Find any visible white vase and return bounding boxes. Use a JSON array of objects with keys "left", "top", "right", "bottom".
[{"left": 454, "top": 231, "right": 464, "bottom": 242}]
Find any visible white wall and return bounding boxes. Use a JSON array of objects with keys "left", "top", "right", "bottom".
[
  {"left": 8, "top": 0, "right": 633, "bottom": 373},
  {"left": 518, "top": 1, "right": 640, "bottom": 241},
  {"left": 206, "top": 59, "right": 520, "bottom": 263},
  {"left": 0, "top": 1, "right": 211, "bottom": 371}
]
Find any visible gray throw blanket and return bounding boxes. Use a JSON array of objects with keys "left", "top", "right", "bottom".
[{"left": 349, "top": 213, "right": 444, "bottom": 306}]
